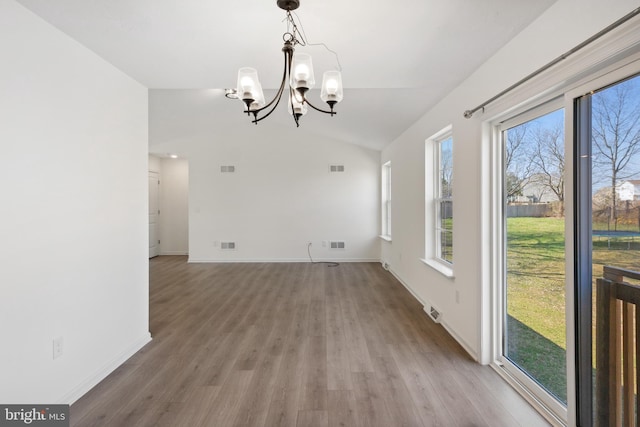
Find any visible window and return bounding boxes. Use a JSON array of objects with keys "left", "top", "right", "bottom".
[
  {"left": 381, "top": 161, "right": 392, "bottom": 239},
  {"left": 423, "top": 127, "right": 454, "bottom": 277},
  {"left": 435, "top": 134, "right": 453, "bottom": 264}
]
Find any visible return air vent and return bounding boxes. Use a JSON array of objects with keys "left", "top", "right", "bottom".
[
  {"left": 329, "top": 241, "right": 345, "bottom": 249},
  {"left": 424, "top": 304, "right": 442, "bottom": 323},
  {"left": 220, "top": 165, "right": 236, "bottom": 173},
  {"left": 221, "top": 242, "right": 236, "bottom": 250},
  {"left": 329, "top": 165, "right": 345, "bottom": 173}
]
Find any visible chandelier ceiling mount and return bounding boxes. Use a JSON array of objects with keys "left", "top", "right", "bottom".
[{"left": 276, "top": 0, "right": 300, "bottom": 11}]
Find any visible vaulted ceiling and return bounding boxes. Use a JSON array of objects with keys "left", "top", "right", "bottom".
[{"left": 16, "top": 0, "right": 556, "bottom": 150}]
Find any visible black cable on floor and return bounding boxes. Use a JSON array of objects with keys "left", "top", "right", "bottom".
[{"left": 307, "top": 243, "right": 339, "bottom": 267}]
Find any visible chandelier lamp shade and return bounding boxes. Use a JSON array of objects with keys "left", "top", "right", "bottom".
[{"left": 233, "top": 0, "right": 343, "bottom": 127}]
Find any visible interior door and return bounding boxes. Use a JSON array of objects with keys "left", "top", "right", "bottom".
[{"left": 149, "top": 172, "right": 159, "bottom": 258}]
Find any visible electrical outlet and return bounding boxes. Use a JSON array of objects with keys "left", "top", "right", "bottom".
[
  {"left": 455, "top": 290, "right": 460, "bottom": 304},
  {"left": 322, "top": 241, "right": 327, "bottom": 247},
  {"left": 53, "top": 337, "right": 63, "bottom": 359}
]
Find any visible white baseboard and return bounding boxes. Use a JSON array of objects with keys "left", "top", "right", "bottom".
[
  {"left": 160, "top": 251, "right": 188, "bottom": 255},
  {"left": 59, "top": 332, "right": 152, "bottom": 405},
  {"left": 387, "top": 266, "right": 478, "bottom": 362},
  {"left": 187, "top": 258, "right": 380, "bottom": 263}
]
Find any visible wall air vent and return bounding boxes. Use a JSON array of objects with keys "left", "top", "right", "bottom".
[
  {"left": 329, "top": 241, "right": 345, "bottom": 249},
  {"left": 424, "top": 304, "right": 442, "bottom": 323},
  {"left": 221, "top": 242, "right": 236, "bottom": 250},
  {"left": 329, "top": 165, "right": 345, "bottom": 173},
  {"left": 221, "top": 165, "right": 236, "bottom": 173}
]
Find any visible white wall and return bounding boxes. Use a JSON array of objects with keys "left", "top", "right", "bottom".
[
  {"left": 381, "top": 0, "right": 640, "bottom": 360},
  {"left": 149, "top": 112, "right": 380, "bottom": 262},
  {"left": 0, "top": 0, "right": 150, "bottom": 404},
  {"left": 149, "top": 154, "right": 161, "bottom": 173},
  {"left": 159, "top": 157, "right": 189, "bottom": 255}
]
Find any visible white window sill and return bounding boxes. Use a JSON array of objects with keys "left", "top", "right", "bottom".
[
  {"left": 379, "top": 235, "right": 392, "bottom": 242},
  {"left": 420, "top": 258, "right": 455, "bottom": 279}
]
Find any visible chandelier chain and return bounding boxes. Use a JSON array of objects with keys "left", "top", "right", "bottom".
[{"left": 283, "top": 11, "right": 306, "bottom": 46}]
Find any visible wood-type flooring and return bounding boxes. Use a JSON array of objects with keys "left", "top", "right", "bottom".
[{"left": 70, "top": 256, "right": 550, "bottom": 427}]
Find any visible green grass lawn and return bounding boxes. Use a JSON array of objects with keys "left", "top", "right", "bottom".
[
  {"left": 506, "top": 216, "right": 640, "bottom": 404},
  {"left": 506, "top": 217, "right": 567, "bottom": 402}
]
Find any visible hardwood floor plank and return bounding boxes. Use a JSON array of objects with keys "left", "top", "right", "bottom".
[
  {"left": 389, "top": 343, "right": 460, "bottom": 426},
  {"left": 232, "top": 334, "right": 286, "bottom": 427},
  {"left": 351, "top": 371, "right": 393, "bottom": 427},
  {"left": 264, "top": 385, "right": 302, "bottom": 427},
  {"left": 325, "top": 291, "right": 353, "bottom": 391},
  {"left": 200, "top": 370, "right": 254, "bottom": 426},
  {"left": 338, "top": 297, "right": 374, "bottom": 373},
  {"left": 372, "top": 354, "right": 425, "bottom": 427},
  {"left": 166, "top": 386, "right": 220, "bottom": 427},
  {"left": 299, "top": 335, "right": 329, "bottom": 411},
  {"left": 297, "top": 410, "right": 329, "bottom": 427},
  {"left": 327, "top": 390, "right": 357, "bottom": 427},
  {"left": 70, "top": 258, "right": 550, "bottom": 427},
  {"left": 264, "top": 304, "right": 308, "bottom": 427}
]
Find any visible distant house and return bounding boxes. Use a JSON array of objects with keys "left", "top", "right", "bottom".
[
  {"left": 511, "top": 174, "right": 562, "bottom": 204},
  {"left": 616, "top": 180, "right": 640, "bottom": 201}
]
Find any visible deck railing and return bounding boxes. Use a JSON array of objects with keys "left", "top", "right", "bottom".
[{"left": 596, "top": 266, "right": 640, "bottom": 427}]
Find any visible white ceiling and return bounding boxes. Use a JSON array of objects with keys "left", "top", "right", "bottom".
[{"left": 16, "top": 0, "right": 556, "bottom": 150}]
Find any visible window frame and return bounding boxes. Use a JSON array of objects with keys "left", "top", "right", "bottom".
[
  {"left": 422, "top": 126, "right": 454, "bottom": 278},
  {"left": 380, "top": 161, "right": 392, "bottom": 240},
  {"left": 435, "top": 133, "right": 454, "bottom": 264}
]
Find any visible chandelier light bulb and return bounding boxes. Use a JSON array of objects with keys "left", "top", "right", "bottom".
[
  {"left": 290, "top": 53, "right": 315, "bottom": 91},
  {"left": 321, "top": 70, "right": 343, "bottom": 105},
  {"left": 325, "top": 79, "right": 338, "bottom": 95},
  {"left": 288, "top": 91, "right": 308, "bottom": 117},
  {"left": 295, "top": 64, "right": 310, "bottom": 81},
  {"left": 240, "top": 76, "right": 254, "bottom": 92},
  {"left": 236, "top": 67, "right": 265, "bottom": 114},
  {"left": 237, "top": 67, "right": 262, "bottom": 101}
]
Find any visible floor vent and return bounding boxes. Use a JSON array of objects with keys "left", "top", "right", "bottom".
[
  {"left": 424, "top": 304, "right": 442, "bottom": 323},
  {"left": 221, "top": 242, "right": 236, "bottom": 250},
  {"left": 329, "top": 241, "right": 345, "bottom": 249},
  {"left": 221, "top": 165, "right": 236, "bottom": 173},
  {"left": 329, "top": 165, "right": 345, "bottom": 172}
]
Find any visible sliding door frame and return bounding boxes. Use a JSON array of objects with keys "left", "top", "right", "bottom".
[
  {"left": 567, "top": 58, "right": 640, "bottom": 427},
  {"left": 491, "top": 99, "right": 568, "bottom": 425}
]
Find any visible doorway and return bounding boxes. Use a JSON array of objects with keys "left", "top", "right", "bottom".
[{"left": 149, "top": 171, "right": 160, "bottom": 258}]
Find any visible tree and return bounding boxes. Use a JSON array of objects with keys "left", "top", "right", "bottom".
[
  {"left": 592, "top": 80, "right": 640, "bottom": 230},
  {"left": 531, "top": 123, "right": 565, "bottom": 213},
  {"left": 440, "top": 139, "right": 453, "bottom": 198},
  {"left": 505, "top": 123, "right": 535, "bottom": 200}
]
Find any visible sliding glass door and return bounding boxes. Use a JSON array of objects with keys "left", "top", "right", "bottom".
[
  {"left": 497, "top": 103, "right": 568, "bottom": 420},
  {"left": 574, "top": 71, "right": 640, "bottom": 425}
]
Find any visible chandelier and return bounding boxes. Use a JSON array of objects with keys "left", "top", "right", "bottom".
[{"left": 229, "top": 0, "right": 343, "bottom": 127}]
